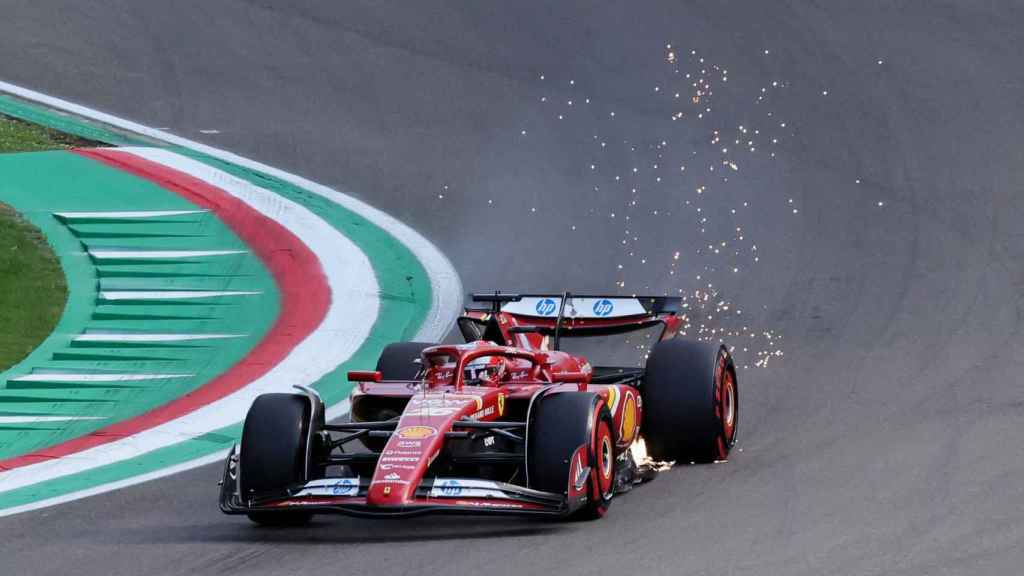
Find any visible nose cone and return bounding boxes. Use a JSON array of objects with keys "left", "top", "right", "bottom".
[
  {"left": 366, "top": 426, "right": 442, "bottom": 506},
  {"left": 366, "top": 394, "right": 481, "bottom": 506}
]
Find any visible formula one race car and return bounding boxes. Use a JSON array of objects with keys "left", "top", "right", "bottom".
[{"left": 219, "top": 293, "right": 738, "bottom": 523}]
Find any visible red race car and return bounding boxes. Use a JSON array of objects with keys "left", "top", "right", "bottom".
[{"left": 219, "top": 293, "right": 738, "bottom": 523}]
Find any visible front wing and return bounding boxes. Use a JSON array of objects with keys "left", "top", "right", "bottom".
[{"left": 219, "top": 450, "right": 585, "bottom": 518}]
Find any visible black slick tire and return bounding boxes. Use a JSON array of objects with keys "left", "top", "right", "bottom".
[
  {"left": 527, "top": 392, "right": 616, "bottom": 520},
  {"left": 239, "top": 393, "right": 315, "bottom": 526},
  {"left": 375, "top": 342, "right": 435, "bottom": 380},
  {"left": 642, "top": 340, "right": 738, "bottom": 463}
]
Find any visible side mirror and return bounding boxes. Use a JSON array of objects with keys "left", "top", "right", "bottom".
[
  {"left": 557, "top": 371, "right": 589, "bottom": 384},
  {"left": 348, "top": 370, "right": 383, "bottom": 383}
]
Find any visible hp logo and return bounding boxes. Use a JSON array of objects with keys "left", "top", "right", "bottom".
[
  {"left": 331, "top": 478, "right": 357, "bottom": 495},
  {"left": 535, "top": 298, "right": 557, "bottom": 316},
  {"left": 593, "top": 299, "right": 614, "bottom": 317},
  {"left": 440, "top": 480, "right": 462, "bottom": 496}
]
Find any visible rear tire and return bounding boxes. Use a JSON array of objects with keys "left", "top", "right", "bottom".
[
  {"left": 642, "top": 340, "right": 738, "bottom": 463},
  {"left": 376, "top": 341, "right": 434, "bottom": 380},
  {"left": 527, "top": 392, "right": 616, "bottom": 520}
]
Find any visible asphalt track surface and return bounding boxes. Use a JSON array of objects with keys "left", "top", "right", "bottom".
[{"left": 2, "top": 2, "right": 1023, "bottom": 575}]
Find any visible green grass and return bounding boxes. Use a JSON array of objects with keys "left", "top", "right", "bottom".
[
  {"left": 0, "top": 204, "right": 67, "bottom": 371},
  {"left": 0, "top": 113, "right": 79, "bottom": 371},
  {"left": 0, "top": 113, "right": 98, "bottom": 153}
]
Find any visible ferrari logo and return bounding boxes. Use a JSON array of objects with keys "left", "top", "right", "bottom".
[{"left": 497, "top": 393, "right": 505, "bottom": 417}]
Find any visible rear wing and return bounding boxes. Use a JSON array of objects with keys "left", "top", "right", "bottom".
[
  {"left": 469, "top": 292, "right": 682, "bottom": 319},
  {"left": 464, "top": 292, "right": 684, "bottom": 350}
]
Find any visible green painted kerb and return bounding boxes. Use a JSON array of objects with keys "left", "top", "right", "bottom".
[
  {"left": 0, "top": 95, "right": 434, "bottom": 404},
  {"left": 0, "top": 151, "right": 279, "bottom": 459},
  {"left": 0, "top": 95, "right": 144, "bottom": 147},
  {"left": 0, "top": 94, "right": 439, "bottom": 512}
]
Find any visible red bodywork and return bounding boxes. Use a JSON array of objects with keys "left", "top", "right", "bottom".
[{"left": 351, "top": 341, "right": 638, "bottom": 510}]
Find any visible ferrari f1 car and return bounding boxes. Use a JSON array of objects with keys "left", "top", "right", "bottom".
[{"left": 219, "top": 293, "right": 738, "bottom": 523}]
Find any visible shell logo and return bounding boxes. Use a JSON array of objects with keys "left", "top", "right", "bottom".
[
  {"left": 620, "top": 392, "right": 637, "bottom": 444},
  {"left": 398, "top": 426, "right": 437, "bottom": 439}
]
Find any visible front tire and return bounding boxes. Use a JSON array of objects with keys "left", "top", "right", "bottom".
[
  {"left": 642, "top": 340, "right": 738, "bottom": 463},
  {"left": 239, "top": 393, "right": 317, "bottom": 526},
  {"left": 527, "top": 392, "right": 616, "bottom": 520}
]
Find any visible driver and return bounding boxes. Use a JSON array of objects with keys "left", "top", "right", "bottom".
[{"left": 463, "top": 355, "right": 509, "bottom": 385}]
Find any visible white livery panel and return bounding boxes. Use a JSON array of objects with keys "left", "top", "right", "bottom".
[{"left": 502, "top": 296, "right": 649, "bottom": 319}]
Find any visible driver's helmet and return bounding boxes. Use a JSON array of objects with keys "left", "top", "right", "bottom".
[{"left": 463, "top": 355, "right": 508, "bottom": 385}]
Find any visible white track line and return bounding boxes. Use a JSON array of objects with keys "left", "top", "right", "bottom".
[
  {"left": 0, "top": 416, "right": 106, "bottom": 425},
  {"left": 99, "top": 290, "right": 260, "bottom": 301},
  {"left": 55, "top": 210, "right": 207, "bottom": 219},
  {"left": 88, "top": 249, "right": 245, "bottom": 259},
  {"left": 9, "top": 373, "right": 191, "bottom": 383},
  {"left": 73, "top": 333, "right": 245, "bottom": 343}
]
